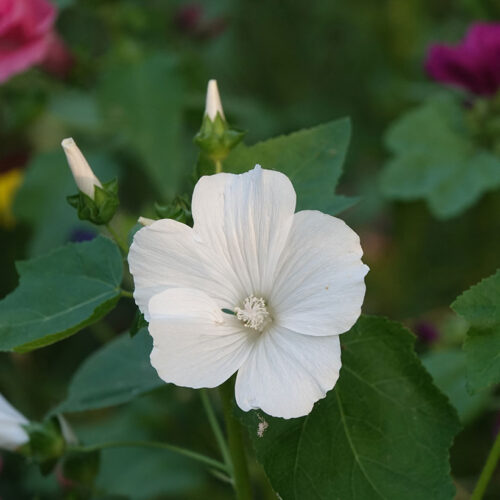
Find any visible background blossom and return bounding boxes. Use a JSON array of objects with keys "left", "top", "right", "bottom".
[
  {"left": 0, "top": 0, "right": 72, "bottom": 83},
  {"left": 425, "top": 22, "right": 500, "bottom": 96}
]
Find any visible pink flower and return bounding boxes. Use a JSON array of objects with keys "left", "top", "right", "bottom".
[
  {"left": 425, "top": 23, "right": 500, "bottom": 97},
  {"left": 0, "top": 0, "right": 72, "bottom": 83}
]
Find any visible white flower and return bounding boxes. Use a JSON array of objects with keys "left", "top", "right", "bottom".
[
  {"left": 0, "top": 394, "right": 29, "bottom": 451},
  {"left": 61, "top": 138, "right": 102, "bottom": 199},
  {"left": 205, "top": 79, "right": 225, "bottom": 121},
  {"left": 129, "top": 166, "right": 368, "bottom": 418}
]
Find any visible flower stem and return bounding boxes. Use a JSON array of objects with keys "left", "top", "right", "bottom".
[
  {"left": 200, "top": 389, "right": 232, "bottom": 470},
  {"left": 68, "top": 440, "right": 227, "bottom": 472},
  {"left": 471, "top": 430, "right": 500, "bottom": 500},
  {"left": 219, "top": 378, "right": 252, "bottom": 500},
  {"left": 105, "top": 222, "right": 128, "bottom": 255},
  {"left": 215, "top": 159, "right": 223, "bottom": 174}
]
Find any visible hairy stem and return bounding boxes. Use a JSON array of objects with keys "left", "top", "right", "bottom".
[
  {"left": 471, "top": 430, "right": 500, "bottom": 500},
  {"left": 219, "top": 378, "right": 252, "bottom": 500},
  {"left": 105, "top": 222, "right": 128, "bottom": 255}
]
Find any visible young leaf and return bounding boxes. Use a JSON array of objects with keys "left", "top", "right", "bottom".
[
  {"left": 0, "top": 237, "right": 122, "bottom": 352},
  {"left": 52, "top": 329, "right": 162, "bottom": 414},
  {"left": 225, "top": 118, "right": 356, "bottom": 214},
  {"left": 451, "top": 270, "right": 500, "bottom": 392},
  {"left": 422, "top": 349, "right": 491, "bottom": 424},
  {"left": 239, "top": 316, "right": 460, "bottom": 500},
  {"left": 380, "top": 94, "right": 500, "bottom": 219}
]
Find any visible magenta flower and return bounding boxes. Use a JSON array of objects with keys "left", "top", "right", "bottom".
[
  {"left": 425, "top": 23, "right": 500, "bottom": 97},
  {"left": 0, "top": 0, "right": 72, "bottom": 83}
]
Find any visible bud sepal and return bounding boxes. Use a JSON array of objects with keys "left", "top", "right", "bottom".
[
  {"left": 20, "top": 417, "right": 66, "bottom": 474},
  {"left": 67, "top": 179, "right": 119, "bottom": 226},
  {"left": 194, "top": 113, "right": 246, "bottom": 163}
]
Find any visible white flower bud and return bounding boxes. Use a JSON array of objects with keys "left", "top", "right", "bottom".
[
  {"left": 138, "top": 216, "right": 155, "bottom": 227},
  {"left": 205, "top": 79, "right": 225, "bottom": 121},
  {"left": 0, "top": 394, "right": 29, "bottom": 451},
  {"left": 61, "top": 138, "right": 102, "bottom": 199}
]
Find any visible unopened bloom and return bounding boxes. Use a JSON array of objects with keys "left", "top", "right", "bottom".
[
  {"left": 205, "top": 79, "right": 225, "bottom": 121},
  {"left": 61, "top": 138, "right": 102, "bottom": 199},
  {"left": 425, "top": 23, "right": 500, "bottom": 96},
  {"left": 0, "top": 0, "right": 72, "bottom": 84},
  {"left": 129, "top": 166, "right": 368, "bottom": 418},
  {"left": 0, "top": 394, "right": 29, "bottom": 451}
]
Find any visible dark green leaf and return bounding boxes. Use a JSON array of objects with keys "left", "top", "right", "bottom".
[
  {"left": 98, "top": 54, "right": 184, "bottom": 200},
  {"left": 52, "top": 329, "right": 162, "bottom": 414},
  {"left": 225, "top": 118, "right": 354, "bottom": 214},
  {"left": 0, "top": 237, "right": 122, "bottom": 352},
  {"left": 96, "top": 447, "right": 203, "bottom": 499},
  {"left": 451, "top": 270, "right": 500, "bottom": 392},
  {"left": 130, "top": 310, "right": 148, "bottom": 338},
  {"left": 381, "top": 95, "right": 500, "bottom": 219},
  {"left": 239, "top": 316, "right": 460, "bottom": 500}
]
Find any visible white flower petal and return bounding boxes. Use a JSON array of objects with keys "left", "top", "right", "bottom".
[
  {"left": 0, "top": 394, "right": 29, "bottom": 451},
  {"left": 271, "top": 210, "right": 368, "bottom": 336},
  {"left": 129, "top": 219, "right": 241, "bottom": 320},
  {"left": 148, "top": 288, "right": 257, "bottom": 389},
  {"left": 235, "top": 327, "right": 341, "bottom": 418},
  {"left": 192, "top": 166, "right": 296, "bottom": 298}
]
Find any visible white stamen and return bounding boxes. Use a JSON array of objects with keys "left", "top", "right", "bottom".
[{"left": 235, "top": 295, "right": 270, "bottom": 332}]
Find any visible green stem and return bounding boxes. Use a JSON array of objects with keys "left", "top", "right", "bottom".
[
  {"left": 219, "top": 379, "right": 252, "bottom": 500},
  {"left": 120, "top": 289, "right": 134, "bottom": 299},
  {"left": 471, "top": 431, "right": 500, "bottom": 500},
  {"left": 215, "top": 159, "right": 223, "bottom": 174},
  {"left": 105, "top": 222, "right": 128, "bottom": 255},
  {"left": 200, "top": 389, "right": 232, "bottom": 471},
  {"left": 68, "top": 440, "right": 227, "bottom": 473}
]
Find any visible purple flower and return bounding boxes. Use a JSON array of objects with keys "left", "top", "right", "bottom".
[
  {"left": 425, "top": 23, "right": 500, "bottom": 97},
  {"left": 413, "top": 321, "right": 439, "bottom": 345}
]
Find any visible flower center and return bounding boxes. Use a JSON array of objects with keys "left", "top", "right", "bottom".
[{"left": 234, "top": 295, "right": 271, "bottom": 332}]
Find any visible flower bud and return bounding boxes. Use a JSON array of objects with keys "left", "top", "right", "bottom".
[
  {"left": 63, "top": 138, "right": 119, "bottom": 226},
  {"left": 0, "top": 394, "right": 29, "bottom": 452},
  {"left": 205, "top": 79, "right": 225, "bottom": 121},
  {"left": 194, "top": 80, "right": 246, "bottom": 172},
  {"left": 62, "top": 138, "right": 102, "bottom": 199},
  {"left": 138, "top": 216, "right": 155, "bottom": 227},
  {"left": 23, "top": 417, "right": 67, "bottom": 474}
]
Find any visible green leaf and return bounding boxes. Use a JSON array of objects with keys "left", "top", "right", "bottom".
[
  {"left": 52, "top": 329, "right": 162, "bottom": 414},
  {"left": 73, "top": 401, "right": 204, "bottom": 498},
  {"left": 380, "top": 95, "right": 500, "bottom": 219},
  {"left": 225, "top": 118, "right": 354, "bottom": 214},
  {"left": 239, "top": 316, "right": 460, "bottom": 500},
  {"left": 451, "top": 270, "right": 500, "bottom": 392},
  {"left": 0, "top": 237, "right": 122, "bottom": 352},
  {"left": 96, "top": 447, "right": 203, "bottom": 499},
  {"left": 422, "top": 349, "right": 491, "bottom": 424},
  {"left": 13, "top": 150, "right": 119, "bottom": 256},
  {"left": 98, "top": 54, "right": 184, "bottom": 200}
]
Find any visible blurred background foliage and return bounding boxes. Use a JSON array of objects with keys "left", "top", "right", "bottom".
[{"left": 0, "top": 0, "right": 499, "bottom": 498}]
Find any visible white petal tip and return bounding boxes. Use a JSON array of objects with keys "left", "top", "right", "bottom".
[
  {"left": 61, "top": 137, "right": 75, "bottom": 149},
  {"left": 138, "top": 216, "right": 155, "bottom": 227},
  {"left": 205, "top": 79, "right": 225, "bottom": 121}
]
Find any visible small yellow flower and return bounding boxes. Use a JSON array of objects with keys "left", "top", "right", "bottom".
[{"left": 0, "top": 168, "right": 23, "bottom": 228}]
